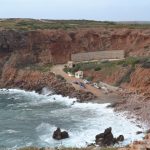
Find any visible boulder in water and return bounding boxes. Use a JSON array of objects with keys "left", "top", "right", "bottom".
[
  {"left": 136, "top": 131, "right": 143, "bottom": 135},
  {"left": 117, "top": 135, "right": 124, "bottom": 142},
  {"left": 52, "top": 127, "right": 62, "bottom": 140},
  {"left": 52, "top": 128, "right": 69, "bottom": 140},
  {"left": 61, "top": 131, "right": 69, "bottom": 139},
  {"left": 95, "top": 127, "right": 124, "bottom": 146}
]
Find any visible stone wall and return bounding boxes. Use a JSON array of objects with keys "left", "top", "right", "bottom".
[{"left": 71, "top": 50, "right": 125, "bottom": 62}]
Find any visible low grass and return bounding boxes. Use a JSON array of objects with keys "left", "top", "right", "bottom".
[
  {"left": 115, "top": 66, "right": 135, "bottom": 86},
  {"left": 19, "top": 147, "right": 40, "bottom": 150},
  {"left": 17, "top": 63, "right": 53, "bottom": 72},
  {"left": 31, "top": 64, "right": 52, "bottom": 72},
  {"left": 64, "top": 57, "right": 145, "bottom": 73},
  {"left": 64, "top": 56, "right": 149, "bottom": 84},
  {"left": 1, "top": 19, "right": 150, "bottom": 31}
]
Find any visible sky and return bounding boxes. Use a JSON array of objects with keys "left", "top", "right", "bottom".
[{"left": 0, "top": 0, "right": 150, "bottom": 21}]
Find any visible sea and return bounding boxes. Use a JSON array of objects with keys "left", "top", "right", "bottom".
[{"left": 0, "top": 88, "right": 146, "bottom": 150}]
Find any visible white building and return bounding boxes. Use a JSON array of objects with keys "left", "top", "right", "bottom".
[{"left": 75, "top": 71, "right": 83, "bottom": 79}]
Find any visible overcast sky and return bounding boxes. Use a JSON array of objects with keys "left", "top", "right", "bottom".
[{"left": 0, "top": 0, "right": 150, "bottom": 21}]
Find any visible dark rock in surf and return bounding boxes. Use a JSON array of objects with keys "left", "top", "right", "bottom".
[
  {"left": 53, "top": 127, "right": 62, "bottom": 140},
  {"left": 136, "top": 131, "right": 143, "bottom": 135},
  {"left": 117, "top": 135, "right": 124, "bottom": 142},
  {"left": 107, "top": 102, "right": 118, "bottom": 108},
  {"left": 52, "top": 127, "right": 69, "bottom": 140},
  {"left": 95, "top": 127, "right": 124, "bottom": 147},
  {"left": 61, "top": 131, "right": 69, "bottom": 139}
]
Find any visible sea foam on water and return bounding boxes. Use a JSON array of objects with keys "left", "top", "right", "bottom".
[{"left": 0, "top": 88, "right": 147, "bottom": 149}]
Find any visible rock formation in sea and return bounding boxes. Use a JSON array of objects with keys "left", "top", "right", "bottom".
[
  {"left": 95, "top": 127, "right": 124, "bottom": 146},
  {"left": 52, "top": 127, "right": 69, "bottom": 140}
]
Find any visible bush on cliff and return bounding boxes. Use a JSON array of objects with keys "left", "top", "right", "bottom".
[
  {"left": 142, "top": 58, "right": 150, "bottom": 68},
  {"left": 85, "top": 76, "right": 94, "bottom": 81},
  {"left": 56, "top": 75, "right": 66, "bottom": 82},
  {"left": 94, "top": 66, "right": 101, "bottom": 71},
  {"left": 142, "top": 62, "right": 150, "bottom": 68}
]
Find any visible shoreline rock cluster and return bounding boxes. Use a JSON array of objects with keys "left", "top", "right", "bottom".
[
  {"left": 0, "top": 69, "right": 96, "bottom": 102},
  {"left": 52, "top": 127, "right": 124, "bottom": 147},
  {"left": 115, "top": 90, "right": 150, "bottom": 126},
  {"left": 95, "top": 127, "right": 124, "bottom": 146},
  {"left": 119, "top": 133, "right": 150, "bottom": 150}
]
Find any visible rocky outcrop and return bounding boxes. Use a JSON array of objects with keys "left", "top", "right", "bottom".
[
  {"left": 52, "top": 128, "right": 69, "bottom": 140},
  {"left": 0, "top": 67, "right": 95, "bottom": 101},
  {"left": 115, "top": 91, "right": 150, "bottom": 125},
  {"left": 119, "top": 134, "right": 150, "bottom": 150},
  {"left": 129, "top": 66, "right": 150, "bottom": 95},
  {"left": 95, "top": 127, "right": 124, "bottom": 146}
]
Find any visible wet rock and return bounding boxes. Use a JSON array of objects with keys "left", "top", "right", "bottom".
[
  {"left": 136, "top": 131, "right": 143, "bottom": 135},
  {"left": 95, "top": 127, "right": 114, "bottom": 146},
  {"left": 61, "top": 131, "right": 69, "bottom": 139},
  {"left": 52, "top": 128, "right": 69, "bottom": 140},
  {"left": 96, "top": 133, "right": 104, "bottom": 140},
  {"left": 95, "top": 127, "right": 124, "bottom": 147},
  {"left": 52, "top": 127, "right": 62, "bottom": 140},
  {"left": 87, "top": 143, "right": 96, "bottom": 147},
  {"left": 107, "top": 102, "right": 118, "bottom": 108},
  {"left": 117, "top": 135, "right": 124, "bottom": 142},
  {"left": 104, "top": 127, "right": 112, "bottom": 135}
]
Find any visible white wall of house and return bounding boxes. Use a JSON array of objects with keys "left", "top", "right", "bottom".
[{"left": 75, "top": 71, "right": 83, "bottom": 79}]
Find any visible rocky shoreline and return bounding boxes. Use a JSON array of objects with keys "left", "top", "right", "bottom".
[
  {"left": 1, "top": 65, "right": 149, "bottom": 126},
  {"left": 0, "top": 70, "right": 149, "bottom": 150},
  {"left": 1, "top": 66, "right": 149, "bottom": 126},
  {"left": 114, "top": 90, "right": 150, "bottom": 126},
  {"left": 0, "top": 68, "right": 96, "bottom": 102}
]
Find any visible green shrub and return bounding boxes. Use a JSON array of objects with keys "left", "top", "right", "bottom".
[
  {"left": 94, "top": 66, "right": 101, "bottom": 71},
  {"left": 115, "top": 66, "right": 135, "bottom": 86},
  {"left": 56, "top": 75, "right": 66, "bottom": 81},
  {"left": 18, "top": 147, "right": 39, "bottom": 150},
  {"left": 26, "top": 63, "right": 52, "bottom": 72},
  {"left": 85, "top": 76, "right": 93, "bottom": 81},
  {"left": 142, "top": 59, "right": 150, "bottom": 68},
  {"left": 63, "top": 67, "right": 70, "bottom": 73}
]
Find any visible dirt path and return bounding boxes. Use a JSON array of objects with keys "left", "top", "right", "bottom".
[
  {"left": 51, "top": 65, "right": 122, "bottom": 103},
  {"left": 51, "top": 65, "right": 102, "bottom": 97}
]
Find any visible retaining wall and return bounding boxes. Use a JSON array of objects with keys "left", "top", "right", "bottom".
[{"left": 71, "top": 50, "right": 125, "bottom": 62}]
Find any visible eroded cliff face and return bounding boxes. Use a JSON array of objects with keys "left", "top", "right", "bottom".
[
  {"left": 0, "top": 28, "right": 150, "bottom": 65},
  {"left": 129, "top": 67, "right": 150, "bottom": 95},
  {"left": 0, "top": 28, "right": 150, "bottom": 95}
]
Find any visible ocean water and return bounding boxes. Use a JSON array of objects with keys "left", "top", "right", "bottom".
[{"left": 0, "top": 88, "right": 146, "bottom": 149}]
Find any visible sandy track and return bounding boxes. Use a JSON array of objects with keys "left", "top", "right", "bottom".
[{"left": 51, "top": 65, "right": 122, "bottom": 103}]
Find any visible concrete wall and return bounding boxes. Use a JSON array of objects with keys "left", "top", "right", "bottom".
[{"left": 71, "top": 50, "right": 125, "bottom": 62}]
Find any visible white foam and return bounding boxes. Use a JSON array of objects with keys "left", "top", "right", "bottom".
[
  {"left": 35, "top": 102, "right": 146, "bottom": 148},
  {"left": 0, "top": 129, "right": 20, "bottom": 134},
  {"left": 1, "top": 88, "right": 76, "bottom": 106},
  {"left": 41, "top": 87, "right": 53, "bottom": 96},
  {"left": 0, "top": 88, "right": 147, "bottom": 148}
]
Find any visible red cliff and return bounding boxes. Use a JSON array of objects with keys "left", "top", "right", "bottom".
[{"left": 0, "top": 28, "right": 149, "bottom": 96}]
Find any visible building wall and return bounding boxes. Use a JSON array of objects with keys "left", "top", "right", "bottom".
[{"left": 71, "top": 50, "right": 125, "bottom": 62}]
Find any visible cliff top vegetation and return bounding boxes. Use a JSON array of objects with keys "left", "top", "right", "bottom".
[{"left": 0, "top": 19, "right": 150, "bottom": 31}]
